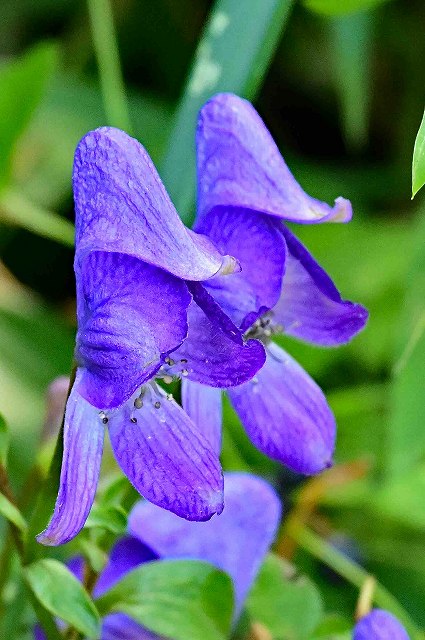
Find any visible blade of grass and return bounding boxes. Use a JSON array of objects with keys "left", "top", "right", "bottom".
[
  {"left": 161, "top": 0, "right": 294, "bottom": 222},
  {"left": 87, "top": 0, "right": 131, "bottom": 132}
]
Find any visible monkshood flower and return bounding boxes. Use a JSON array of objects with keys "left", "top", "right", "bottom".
[
  {"left": 35, "top": 473, "right": 281, "bottom": 640},
  {"left": 182, "top": 93, "right": 368, "bottom": 475},
  {"left": 353, "top": 609, "right": 410, "bottom": 639},
  {"left": 37, "top": 127, "right": 266, "bottom": 546}
]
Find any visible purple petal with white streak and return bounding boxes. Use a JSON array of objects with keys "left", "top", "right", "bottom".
[
  {"left": 128, "top": 473, "right": 281, "bottom": 617},
  {"left": 75, "top": 251, "right": 191, "bottom": 409},
  {"left": 196, "top": 93, "right": 351, "bottom": 225},
  {"left": 37, "top": 371, "right": 104, "bottom": 545},
  {"left": 228, "top": 343, "right": 335, "bottom": 474},
  {"left": 74, "top": 127, "right": 236, "bottom": 281},
  {"left": 107, "top": 385, "right": 224, "bottom": 521},
  {"left": 181, "top": 379, "right": 222, "bottom": 455},
  {"left": 273, "top": 226, "right": 368, "bottom": 345}
]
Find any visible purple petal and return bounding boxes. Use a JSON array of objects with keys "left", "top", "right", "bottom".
[
  {"left": 75, "top": 251, "right": 191, "bottom": 409},
  {"left": 196, "top": 93, "right": 352, "bottom": 225},
  {"left": 107, "top": 385, "right": 224, "bottom": 521},
  {"left": 171, "top": 296, "right": 266, "bottom": 387},
  {"left": 273, "top": 227, "right": 368, "bottom": 345},
  {"left": 74, "top": 127, "right": 237, "bottom": 281},
  {"left": 227, "top": 343, "right": 335, "bottom": 474},
  {"left": 94, "top": 536, "right": 157, "bottom": 597},
  {"left": 181, "top": 380, "right": 222, "bottom": 456},
  {"left": 102, "top": 614, "right": 160, "bottom": 640},
  {"left": 353, "top": 610, "right": 410, "bottom": 640},
  {"left": 128, "top": 473, "right": 281, "bottom": 616},
  {"left": 194, "top": 207, "right": 286, "bottom": 330},
  {"left": 37, "top": 371, "right": 104, "bottom": 545}
]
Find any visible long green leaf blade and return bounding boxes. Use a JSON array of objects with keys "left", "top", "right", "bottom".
[
  {"left": 412, "top": 109, "right": 425, "bottom": 198},
  {"left": 161, "top": 0, "right": 294, "bottom": 221}
]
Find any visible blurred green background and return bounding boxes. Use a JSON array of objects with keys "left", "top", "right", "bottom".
[{"left": 0, "top": 0, "right": 424, "bottom": 637}]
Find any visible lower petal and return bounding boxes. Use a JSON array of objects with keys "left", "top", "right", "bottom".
[
  {"left": 37, "top": 370, "right": 104, "bottom": 545},
  {"left": 181, "top": 380, "right": 222, "bottom": 456},
  {"left": 128, "top": 473, "right": 281, "bottom": 618},
  {"left": 228, "top": 344, "right": 335, "bottom": 474},
  {"left": 171, "top": 297, "right": 266, "bottom": 388},
  {"left": 273, "top": 227, "right": 368, "bottom": 346},
  {"left": 107, "top": 385, "right": 224, "bottom": 521}
]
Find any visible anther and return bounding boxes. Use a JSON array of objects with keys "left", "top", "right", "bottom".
[
  {"left": 134, "top": 397, "right": 143, "bottom": 409},
  {"left": 154, "top": 401, "right": 161, "bottom": 409},
  {"left": 180, "top": 358, "right": 188, "bottom": 364},
  {"left": 181, "top": 369, "right": 189, "bottom": 377},
  {"left": 130, "top": 417, "right": 137, "bottom": 424},
  {"left": 99, "top": 412, "right": 108, "bottom": 424},
  {"left": 163, "top": 375, "right": 173, "bottom": 385}
]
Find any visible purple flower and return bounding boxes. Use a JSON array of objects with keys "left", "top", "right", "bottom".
[
  {"left": 35, "top": 473, "right": 281, "bottom": 640},
  {"left": 353, "top": 610, "right": 410, "bottom": 639},
  {"left": 182, "top": 93, "right": 368, "bottom": 475},
  {"left": 37, "top": 127, "right": 266, "bottom": 546}
]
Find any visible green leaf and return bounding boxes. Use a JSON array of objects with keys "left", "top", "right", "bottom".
[
  {"left": 96, "top": 559, "right": 234, "bottom": 640},
  {"left": 160, "top": 0, "right": 294, "bottom": 221},
  {"left": 312, "top": 614, "right": 351, "bottom": 639},
  {"left": 302, "top": 0, "right": 390, "bottom": 16},
  {"left": 246, "top": 554, "right": 323, "bottom": 639},
  {"left": 24, "top": 559, "right": 101, "bottom": 639},
  {"left": 0, "top": 493, "right": 27, "bottom": 533},
  {"left": 0, "top": 188, "right": 74, "bottom": 247},
  {"left": 0, "top": 413, "right": 9, "bottom": 466},
  {"left": 412, "top": 109, "right": 425, "bottom": 198},
  {"left": 85, "top": 503, "right": 127, "bottom": 535},
  {"left": 0, "top": 42, "right": 58, "bottom": 188},
  {"left": 387, "top": 208, "right": 425, "bottom": 475},
  {"left": 328, "top": 11, "right": 373, "bottom": 152}
]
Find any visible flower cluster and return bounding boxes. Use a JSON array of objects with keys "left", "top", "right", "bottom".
[
  {"left": 38, "top": 93, "right": 367, "bottom": 546},
  {"left": 35, "top": 473, "right": 281, "bottom": 639}
]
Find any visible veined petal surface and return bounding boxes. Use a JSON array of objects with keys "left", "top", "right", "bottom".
[
  {"left": 75, "top": 251, "right": 191, "bottom": 409},
  {"left": 181, "top": 380, "right": 222, "bottom": 455},
  {"left": 37, "top": 371, "right": 104, "bottom": 545},
  {"left": 107, "top": 385, "right": 224, "bottom": 521},
  {"left": 196, "top": 93, "right": 352, "bottom": 225},
  {"left": 228, "top": 343, "right": 335, "bottom": 475},
  {"left": 74, "top": 126, "right": 235, "bottom": 281}
]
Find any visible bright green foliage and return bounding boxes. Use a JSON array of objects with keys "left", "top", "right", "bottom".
[
  {"left": 85, "top": 503, "right": 128, "bottom": 535},
  {"left": 303, "top": 0, "right": 390, "bottom": 15},
  {"left": 246, "top": 554, "right": 323, "bottom": 639},
  {"left": 0, "top": 493, "right": 27, "bottom": 533},
  {"left": 0, "top": 413, "right": 9, "bottom": 466},
  {"left": 412, "top": 110, "right": 425, "bottom": 198},
  {"left": 96, "top": 559, "right": 234, "bottom": 640},
  {"left": 0, "top": 42, "right": 57, "bottom": 189},
  {"left": 24, "top": 559, "right": 101, "bottom": 638},
  {"left": 387, "top": 209, "right": 425, "bottom": 476},
  {"left": 161, "top": 0, "right": 294, "bottom": 220}
]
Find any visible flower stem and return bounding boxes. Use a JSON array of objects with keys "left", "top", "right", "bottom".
[
  {"left": 288, "top": 524, "right": 423, "bottom": 639},
  {"left": 87, "top": 0, "right": 132, "bottom": 132}
]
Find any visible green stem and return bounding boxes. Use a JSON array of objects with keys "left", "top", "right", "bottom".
[
  {"left": 87, "top": 0, "right": 131, "bottom": 132},
  {"left": 292, "top": 525, "right": 422, "bottom": 639}
]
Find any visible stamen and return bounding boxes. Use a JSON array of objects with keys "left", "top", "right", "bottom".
[
  {"left": 154, "top": 401, "right": 161, "bottom": 409},
  {"left": 162, "top": 375, "right": 173, "bottom": 385},
  {"left": 181, "top": 369, "right": 189, "bottom": 377},
  {"left": 134, "top": 397, "right": 143, "bottom": 409},
  {"left": 99, "top": 411, "right": 108, "bottom": 424},
  {"left": 130, "top": 417, "right": 137, "bottom": 424}
]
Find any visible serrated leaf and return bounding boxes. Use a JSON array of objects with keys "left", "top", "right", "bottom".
[
  {"left": 246, "top": 554, "right": 323, "bottom": 640},
  {"left": 24, "top": 559, "right": 100, "bottom": 639},
  {"left": 302, "top": 0, "right": 390, "bottom": 16},
  {"left": 412, "top": 109, "right": 425, "bottom": 198},
  {"left": 161, "top": 0, "right": 294, "bottom": 222},
  {"left": 96, "top": 559, "right": 234, "bottom": 640},
  {"left": 0, "top": 492, "right": 27, "bottom": 532},
  {"left": 0, "top": 41, "right": 58, "bottom": 188}
]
